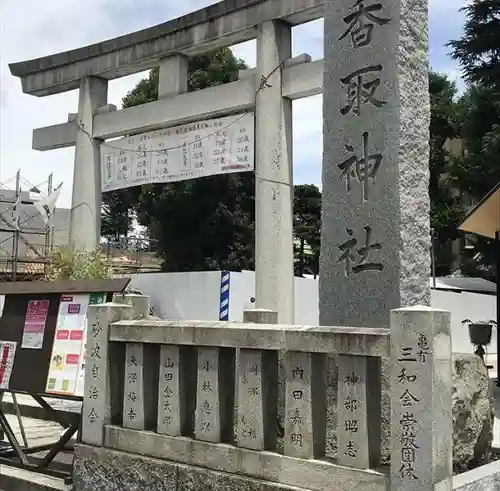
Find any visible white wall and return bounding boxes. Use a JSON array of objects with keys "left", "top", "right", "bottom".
[
  {"left": 128, "top": 271, "right": 497, "bottom": 355},
  {"left": 129, "top": 271, "right": 222, "bottom": 320},
  {"left": 228, "top": 270, "right": 319, "bottom": 324},
  {"left": 128, "top": 270, "right": 319, "bottom": 324},
  {"left": 430, "top": 289, "right": 497, "bottom": 355}
]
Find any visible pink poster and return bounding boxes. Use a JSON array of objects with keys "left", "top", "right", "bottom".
[{"left": 21, "top": 300, "right": 50, "bottom": 349}]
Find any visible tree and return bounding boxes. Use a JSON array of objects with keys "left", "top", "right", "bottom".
[
  {"left": 448, "top": 0, "right": 500, "bottom": 90},
  {"left": 428, "top": 72, "right": 463, "bottom": 275},
  {"left": 293, "top": 184, "right": 321, "bottom": 277},
  {"left": 448, "top": 3, "right": 500, "bottom": 280},
  {"left": 449, "top": 85, "right": 500, "bottom": 280},
  {"left": 103, "top": 48, "right": 254, "bottom": 271},
  {"left": 101, "top": 189, "right": 136, "bottom": 239}
]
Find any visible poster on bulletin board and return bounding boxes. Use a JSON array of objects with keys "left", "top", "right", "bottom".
[
  {"left": 21, "top": 300, "right": 50, "bottom": 349},
  {"left": 45, "top": 292, "right": 106, "bottom": 396},
  {"left": 0, "top": 341, "right": 17, "bottom": 389}
]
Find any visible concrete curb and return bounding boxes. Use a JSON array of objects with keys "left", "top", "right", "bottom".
[{"left": 0, "top": 466, "right": 71, "bottom": 491}]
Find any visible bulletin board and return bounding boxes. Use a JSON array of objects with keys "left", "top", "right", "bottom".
[{"left": 0, "top": 279, "right": 129, "bottom": 397}]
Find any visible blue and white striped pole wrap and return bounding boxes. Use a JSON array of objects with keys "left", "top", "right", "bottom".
[{"left": 219, "top": 271, "right": 230, "bottom": 321}]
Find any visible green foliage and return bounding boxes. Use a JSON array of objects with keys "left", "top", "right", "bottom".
[
  {"left": 448, "top": 0, "right": 500, "bottom": 89},
  {"left": 448, "top": 2, "right": 500, "bottom": 280},
  {"left": 102, "top": 48, "right": 254, "bottom": 271},
  {"left": 454, "top": 85, "right": 500, "bottom": 198},
  {"left": 293, "top": 184, "right": 321, "bottom": 277},
  {"left": 45, "top": 246, "right": 113, "bottom": 281},
  {"left": 428, "top": 72, "right": 464, "bottom": 275},
  {"left": 101, "top": 189, "right": 138, "bottom": 239}
]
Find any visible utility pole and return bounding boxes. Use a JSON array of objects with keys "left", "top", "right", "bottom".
[
  {"left": 44, "top": 174, "right": 53, "bottom": 269},
  {"left": 11, "top": 170, "right": 20, "bottom": 282}
]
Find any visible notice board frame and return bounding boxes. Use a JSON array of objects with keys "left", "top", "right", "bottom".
[{"left": 0, "top": 278, "right": 130, "bottom": 396}]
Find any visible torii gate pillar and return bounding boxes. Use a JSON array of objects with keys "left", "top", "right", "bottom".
[{"left": 69, "top": 76, "right": 108, "bottom": 250}]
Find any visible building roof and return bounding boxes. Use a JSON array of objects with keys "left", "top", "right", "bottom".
[
  {"left": 301, "top": 274, "right": 496, "bottom": 294},
  {"left": 430, "top": 276, "right": 496, "bottom": 294},
  {"left": 459, "top": 182, "right": 500, "bottom": 239}
]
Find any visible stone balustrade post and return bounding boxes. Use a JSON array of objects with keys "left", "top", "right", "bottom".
[
  {"left": 390, "top": 306, "right": 452, "bottom": 491},
  {"left": 337, "top": 354, "right": 381, "bottom": 469},
  {"left": 81, "top": 302, "right": 133, "bottom": 446},
  {"left": 112, "top": 293, "right": 150, "bottom": 319},
  {"left": 239, "top": 310, "right": 279, "bottom": 450},
  {"left": 120, "top": 294, "right": 159, "bottom": 430},
  {"left": 194, "top": 347, "right": 235, "bottom": 443},
  {"left": 284, "top": 351, "right": 326, "bottom": 459}
]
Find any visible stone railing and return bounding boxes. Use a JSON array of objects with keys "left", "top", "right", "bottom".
[{"left": 78, "top": 296, "right": 452, "bottom": 491}]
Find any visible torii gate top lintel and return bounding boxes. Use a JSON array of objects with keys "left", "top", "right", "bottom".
[{"left": 9, "top": 0, "right": 325, "bottom": 97}]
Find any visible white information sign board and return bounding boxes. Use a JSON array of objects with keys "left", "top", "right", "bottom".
[
  {"left": 101, "top": 113, "right": 254, "bottom": 192},
  {"left": 46, "top": 293, "right": 106, "bottom": 396}
]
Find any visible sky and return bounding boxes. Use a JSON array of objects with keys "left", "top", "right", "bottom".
[{"left": 0, "top": 0, "right": 467, "bottom": 208}]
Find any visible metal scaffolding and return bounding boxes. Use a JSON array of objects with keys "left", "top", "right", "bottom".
[{"left": 0, "top": 170, "right": 54, "bottom": 282}]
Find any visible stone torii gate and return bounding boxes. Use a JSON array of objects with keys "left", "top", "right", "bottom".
[
  {"left": 9, "top": 0, "right": 432, "bottom": 331},
  {"left": 9, "top": 0, "right": 325, "bottom": 324}
]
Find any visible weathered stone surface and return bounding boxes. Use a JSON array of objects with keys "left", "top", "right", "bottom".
[
  {"left": 177, "top": 467, "right": 260, "bottom": 491},
  {"left": 321, "top": 0, "right": 431, "bottom": 329},
  {"left": 81, "top": 303, "right": 132, "bottom": 446},
  {"left": 452, "top": 354, "right": 494, "bottom": 473},
  {"left": 284, "top": 351, "right": 326, "bottom": 458},
  {"left": 390, "top": 307, "right": 453, "bottom": 491},
  {"left": 73, "top": 444, "right": 177, "bottom": 491},
  {"left": 237, "top": 348, "right": 278, "bottom": 450},
  {"left": 74, "top": 444, "right": 314, "bottom": 491},
  {"left": 453, "top": 460, "right": 500, "bottom": 490},
  {"left": 322, "top": 355, "right": 391, "bottom": 464},
  {"left": 0, "top": 466, "right": 71, "bottom": 491}
]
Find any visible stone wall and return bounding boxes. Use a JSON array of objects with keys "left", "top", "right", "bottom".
[
  {"left": 452, "top": 460, "right": 500, "bottom": 490},
  {"left": 74, "top": 444, "right": 313, "bottom": 491}
]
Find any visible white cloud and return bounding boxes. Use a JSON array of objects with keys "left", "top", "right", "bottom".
[{"left": 0, "top": 0, "right": 465, "bottom": 208}]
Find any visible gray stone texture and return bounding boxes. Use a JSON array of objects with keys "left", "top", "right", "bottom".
[
  {"left": 10, "top": 0, "right": 325, "bottom": 96},
  {"left": 237, "top": 348, "right": 278, "bottom": 450},
  {"left": 70, "top": 76, "right": 107, "bottom": 248},
  {"left": 157, "top": 345, "right": 197, "bottom": 437},
  {"left": 321, "top": 0, "right": 431, "bottom": 461},
  {"left": 255, "top": 20, "right": 294, "bottom": 325},
  {"left": 103, "top": 425, "right": 387, "bottom": 490},
  {"left": 122, "top": 342, "right": 159, "bottom": 431},
  {"left": 337, "top": 355, "right": 381, "bottom": 469},
  {"left": 0, "top": 467, "right": 71, "bottom": 491},
  {"left": 195, "top": 347, "right": 235, "bottom": 443},
  {"left": 81, "top": 303, "right": 132, "bottom": 446},
  {"left": 73, "top": 444, "right": 327, "bottom": 491},
  {"left": 284, "top": 351, "right": 326, "bottom": 459},
  {"left": 321, "top": 0, "right": 431, "bottom": 327},
  {"left": 452, "top": 355, "right": 493, "bottom": 473},
  {"left": 452, "top": 461, "right": 500, "bottom": 491},
  {"left": 390, "top": 307, "right": 453, "bottom": 491},
  {"left": 454, "top": 474, "right": 500, "bottom": 491},
  {"left": 113, "top": 293, "right": 150, "bottom": 319},
  {"left": 109, "top": 319, "right": 390, "bottom": 357}
]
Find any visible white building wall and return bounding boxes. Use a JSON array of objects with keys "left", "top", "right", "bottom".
[{"left": 129, "top": 270, "right": 497, "bottom": 356}]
